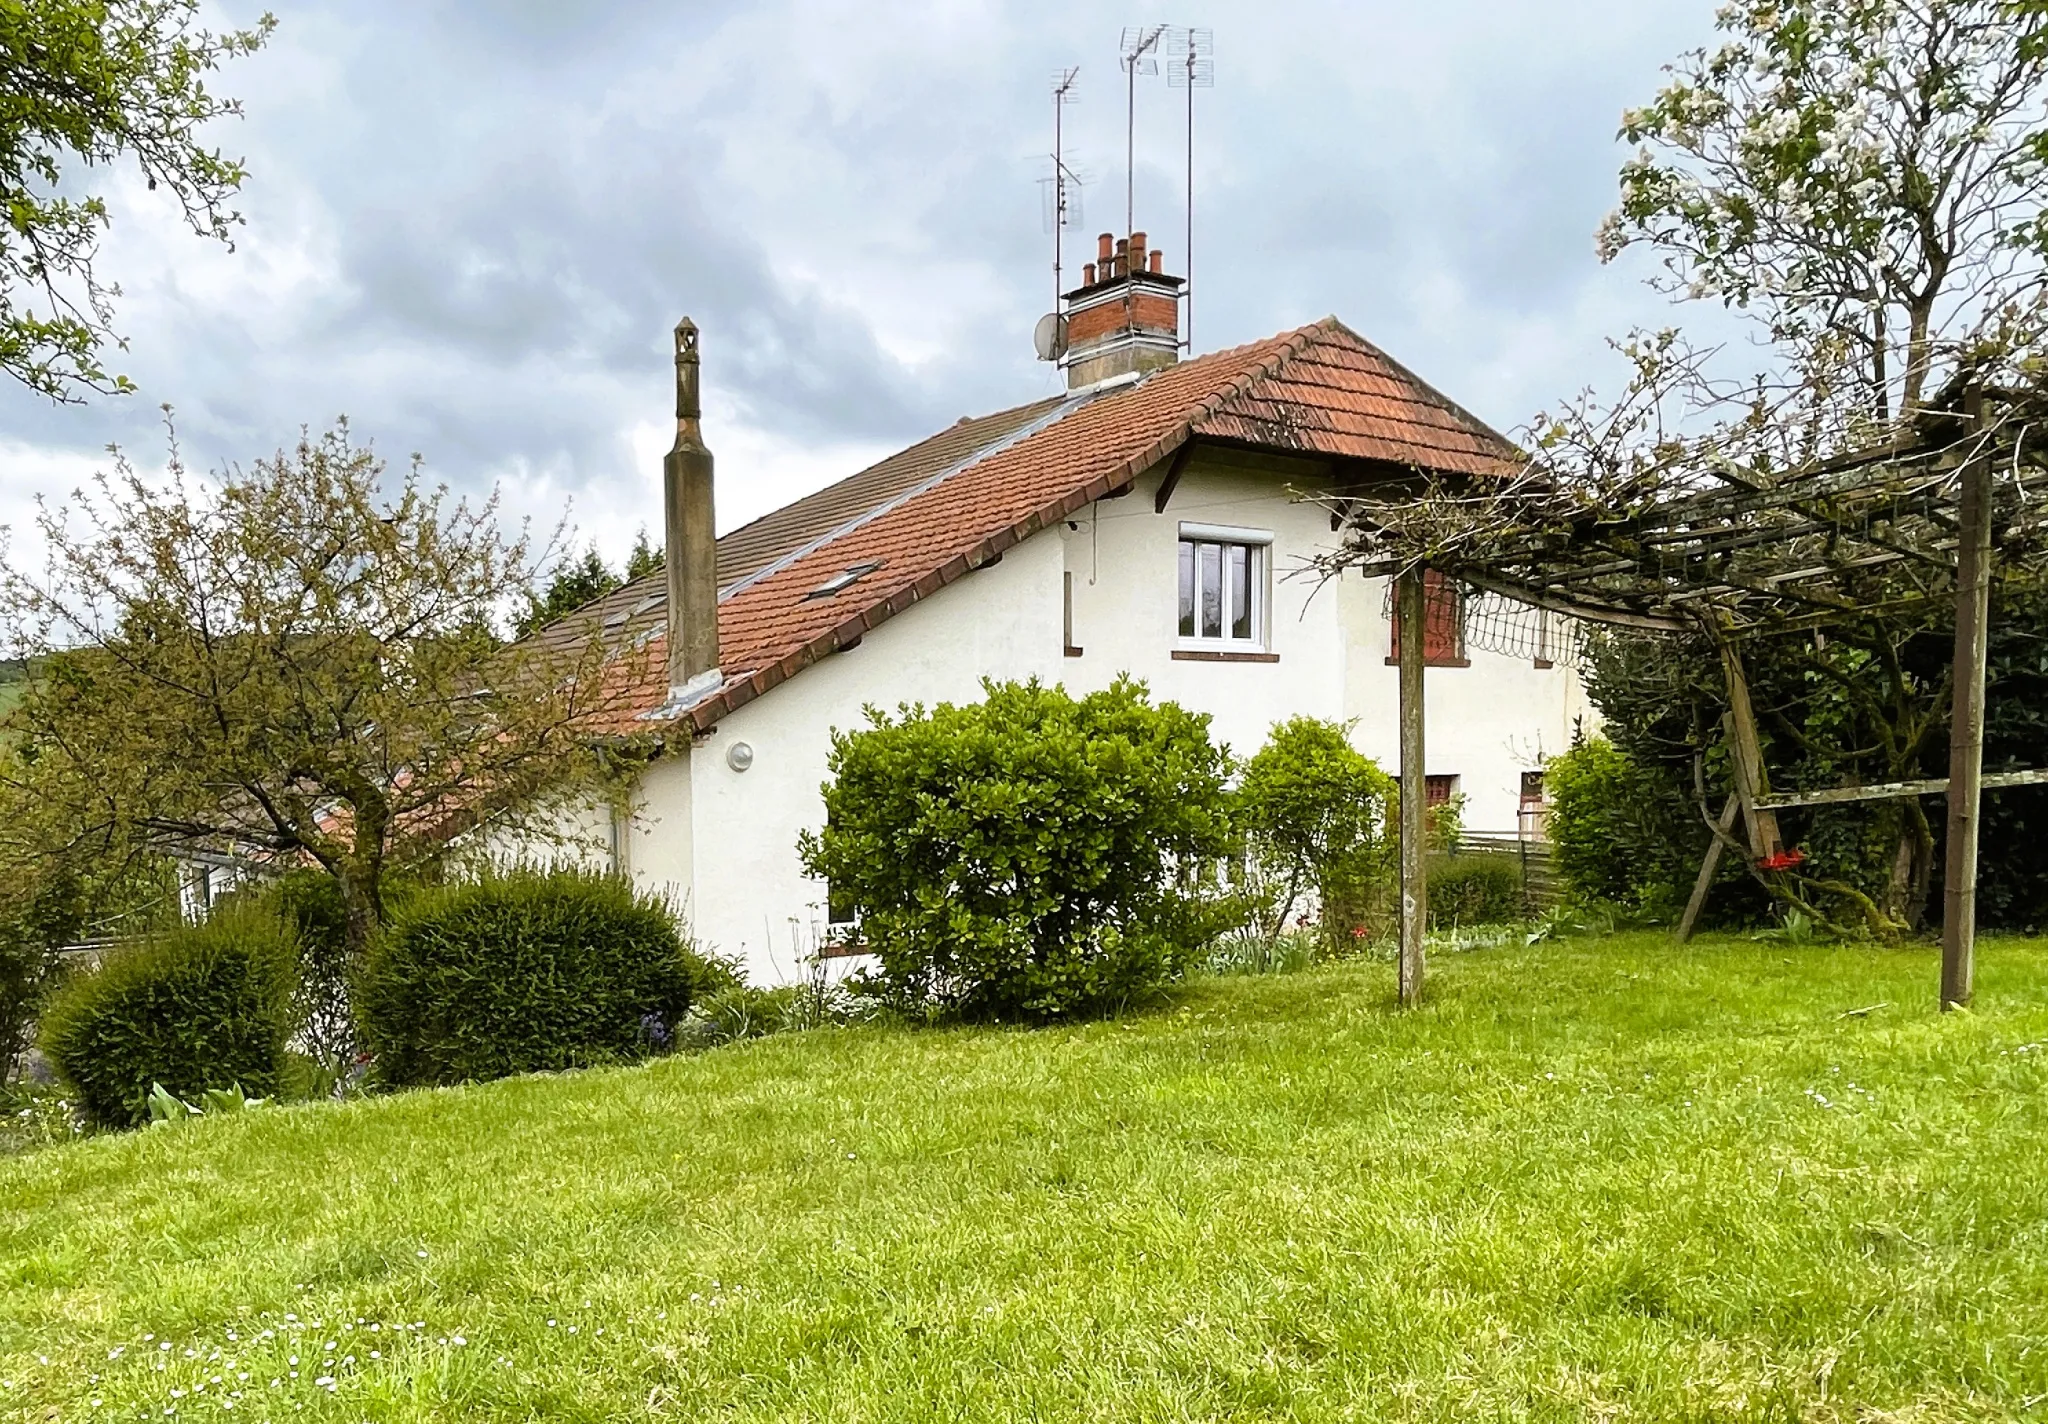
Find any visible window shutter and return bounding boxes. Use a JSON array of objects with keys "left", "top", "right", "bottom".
[{"left": 1390, "top": 571, "right": 1464, "bottom": 664}]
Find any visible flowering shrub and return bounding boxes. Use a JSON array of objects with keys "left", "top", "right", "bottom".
[{"left": 354, "top": 869, "right": 733, "bottom": 1086}]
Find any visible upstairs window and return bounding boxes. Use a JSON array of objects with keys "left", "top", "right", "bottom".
[
  {"left": 1177, "top": 524, "right": 1270, "bottom": 648},
  {"left": 1388, "top": 570, "right": 1468, "bottom": 666}
]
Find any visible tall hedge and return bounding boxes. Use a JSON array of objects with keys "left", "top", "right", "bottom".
[
  {"left": 1545, "top": 738, "right": 1643, "bottom": 907},
  {"left": 40, "top": 908, "right": 295, "bottom": 1128},
  {"left": 1578, "top": 601, "right": 2048, "bottom": 933},
  {"left": 800, "top": 677, "right": 1234, "bottom": 1020},
  {"left": 1543, "top": 735, "right": 1704, "bottom": 920},
  {"left": 1426, "top": 855, "right": 1524, "bottom": 927},
  {"left": 355, "top": 869, "right": 730, "bottom": 1086}
]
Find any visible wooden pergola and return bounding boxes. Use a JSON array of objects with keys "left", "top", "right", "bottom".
[{"left": 1345, "top": 386, "right": 2048, "bottom": 1009}]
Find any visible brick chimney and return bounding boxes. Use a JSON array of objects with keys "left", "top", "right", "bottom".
[
  {"left": 664, "top": 317, "right": 720, "bottom": 704},
  {"left": 1060, "top": 230, "right": 1184, "bottom": 389}
]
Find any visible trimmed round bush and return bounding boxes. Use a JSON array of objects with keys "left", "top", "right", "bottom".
[
  {"left": 40, "top": 908, "right": 295, "bottom": 1128},
  {"left": 356, "top": 869, "right": 731, "bottom": 1086},
  {"left": 1427, "top": 855, "right": 1525, "bottom": 928}
]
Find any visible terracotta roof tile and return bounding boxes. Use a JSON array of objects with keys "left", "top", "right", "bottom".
[
  {"left": 1190, "top": 322, "right": 1514, "bottom": 475},
  {"left": 528, "top": 394, "right": 1067, "bottom": 660},
  {"left": 559, "top": 317, "right": 1517, "bottom": 737}
]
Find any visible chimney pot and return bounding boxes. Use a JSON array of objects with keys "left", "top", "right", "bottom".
[
  {"left": 1149, "top": 249, "right": 1163, "bottom": 274},
  {"left": 1114, "top": 237, "right": 1128, "bottom": 278},
  {"left": 1083, "top": 261, "right": 1097, "bottom": 284},
  {"left": 1097, "top": 232, "right": 1114, "bottom": 263},
  {"left": 1130, "top": 231, "right": 1147, "bottom": 270}
]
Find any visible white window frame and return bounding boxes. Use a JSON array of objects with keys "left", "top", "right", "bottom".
[{"left": 1176, "top": 522, "right": 1272, "bottom": 651}]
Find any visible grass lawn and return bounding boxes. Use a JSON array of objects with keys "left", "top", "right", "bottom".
[{"left": 4, "top": 933, "right": 2047, "bottom": 1423}]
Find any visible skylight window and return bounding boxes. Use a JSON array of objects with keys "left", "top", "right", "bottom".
[{"left": 804, "top": 560, "right": 885, "bottom": 600}]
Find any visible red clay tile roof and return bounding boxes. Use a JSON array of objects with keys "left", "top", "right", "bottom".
[
  {"left": 529, "top": 393, "right": 1067, "bottom": 660},
  {"left": 1195, "top": 322, "right": 1513, "bottom": 476},
  {"left": 564, "top": 317, "right": 1515, "bottom": 737}
]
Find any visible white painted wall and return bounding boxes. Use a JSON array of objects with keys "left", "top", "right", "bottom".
[
  {"left": 617, "top": 445, "right": 1591, "bottom": 982},
  {"left": 675, "top": 532, "right": 1066, "bottom": 977},
  {"left": 619, "top": 752, "right": 693, "bottom": 924},
  {"left": 1062, "top": 449, "right": 1592, "bottom": 831}
]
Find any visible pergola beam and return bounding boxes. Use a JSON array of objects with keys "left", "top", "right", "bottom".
[
  {"left": 1716, "top": 646, "right": 1787, "bottom": 863},
  {"left": 1676, "top": 794, "right": 1742, "bottom": 944},
  {"left": 1754, "top": 766, "right": 2048, "bottom": 811},
  {"left": 1453, "top": 569, "right": 1690, "bottom": 632}
]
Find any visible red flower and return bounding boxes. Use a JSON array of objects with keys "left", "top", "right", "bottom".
[{"left": 1758, "top": 848, "right": 1806, "bottom": 872}]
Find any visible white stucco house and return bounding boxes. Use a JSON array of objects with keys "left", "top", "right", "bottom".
[{"left": 534, "top": 231, "right": 1591, "bottom": 981}]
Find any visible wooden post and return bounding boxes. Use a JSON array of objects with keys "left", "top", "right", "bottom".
[
  {"left": 1397, "top": 568, "right": 1428, "bottom": 1007},
  {"left": 1943, "top": 387, "right": 1992, "bottom": 1011},
  {"left": 1676, "top": 793, "right": 1742, "bottom": 944},
  {"left": 1717, "top": 642, "right": 1785, "bottom": 860}
]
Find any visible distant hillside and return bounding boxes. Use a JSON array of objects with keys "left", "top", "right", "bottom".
[{"left": 0, "top": 659, "right": 24, "bottom": 720}]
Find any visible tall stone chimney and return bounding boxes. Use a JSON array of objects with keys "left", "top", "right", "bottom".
[
  {"left": 664, "top": 317, "right": 720, "bottom": 703},
  {"left": 1060, "top": 229, "right": 1184, "bottom": 389}
]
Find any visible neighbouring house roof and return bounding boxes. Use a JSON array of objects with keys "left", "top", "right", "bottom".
[{"left": 548, "top": 317, "right": 1518, "bottom": 738}]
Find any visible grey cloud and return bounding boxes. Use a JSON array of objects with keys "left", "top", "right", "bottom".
[{"left": 0, "top": 0, "right": 1726, "bottom": 553}]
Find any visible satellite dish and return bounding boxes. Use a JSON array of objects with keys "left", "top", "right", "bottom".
[{"left": 1033, "top": 311, "right": 1069, "bottom": 362}]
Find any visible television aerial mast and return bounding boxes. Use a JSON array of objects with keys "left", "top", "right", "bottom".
[
  {"left": 1035, "top": 67, "right": 1084, "bottom": 363},
  {"left": 1047, "top": 68, "right": 1082, "bottom": 308},
  {"left": 1118, "top": 26, "right": 1166, "bottom": 241},
  {"left": 1164, "top": 27, "right": 1213, "bottom": 351}
]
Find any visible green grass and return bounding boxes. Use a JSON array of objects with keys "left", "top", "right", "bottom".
[{"left": 4, "top": 933, "right": 2048, "bottom": 1422}]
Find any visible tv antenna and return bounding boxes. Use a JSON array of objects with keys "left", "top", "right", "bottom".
[
  {"left": 1035, "top": 67, "right": 1083, "bottom": 362},
  {"left": 1118, "top": 26, "right": 1166, "bottom": 240},
  {"left": 1165, "top": 27, "right": 1213, "bottom": 351},
  {"left": 1046, "top": 68, "right": 1082, "bottom": 309}
]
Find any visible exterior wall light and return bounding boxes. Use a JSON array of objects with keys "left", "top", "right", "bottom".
[{"left": 725, "top": 740, "right": 755, "bottom": 773}]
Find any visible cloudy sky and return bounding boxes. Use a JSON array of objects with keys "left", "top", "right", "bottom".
[{"left": 0, "top": 0, "right": 1723, "bottom": 572}]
